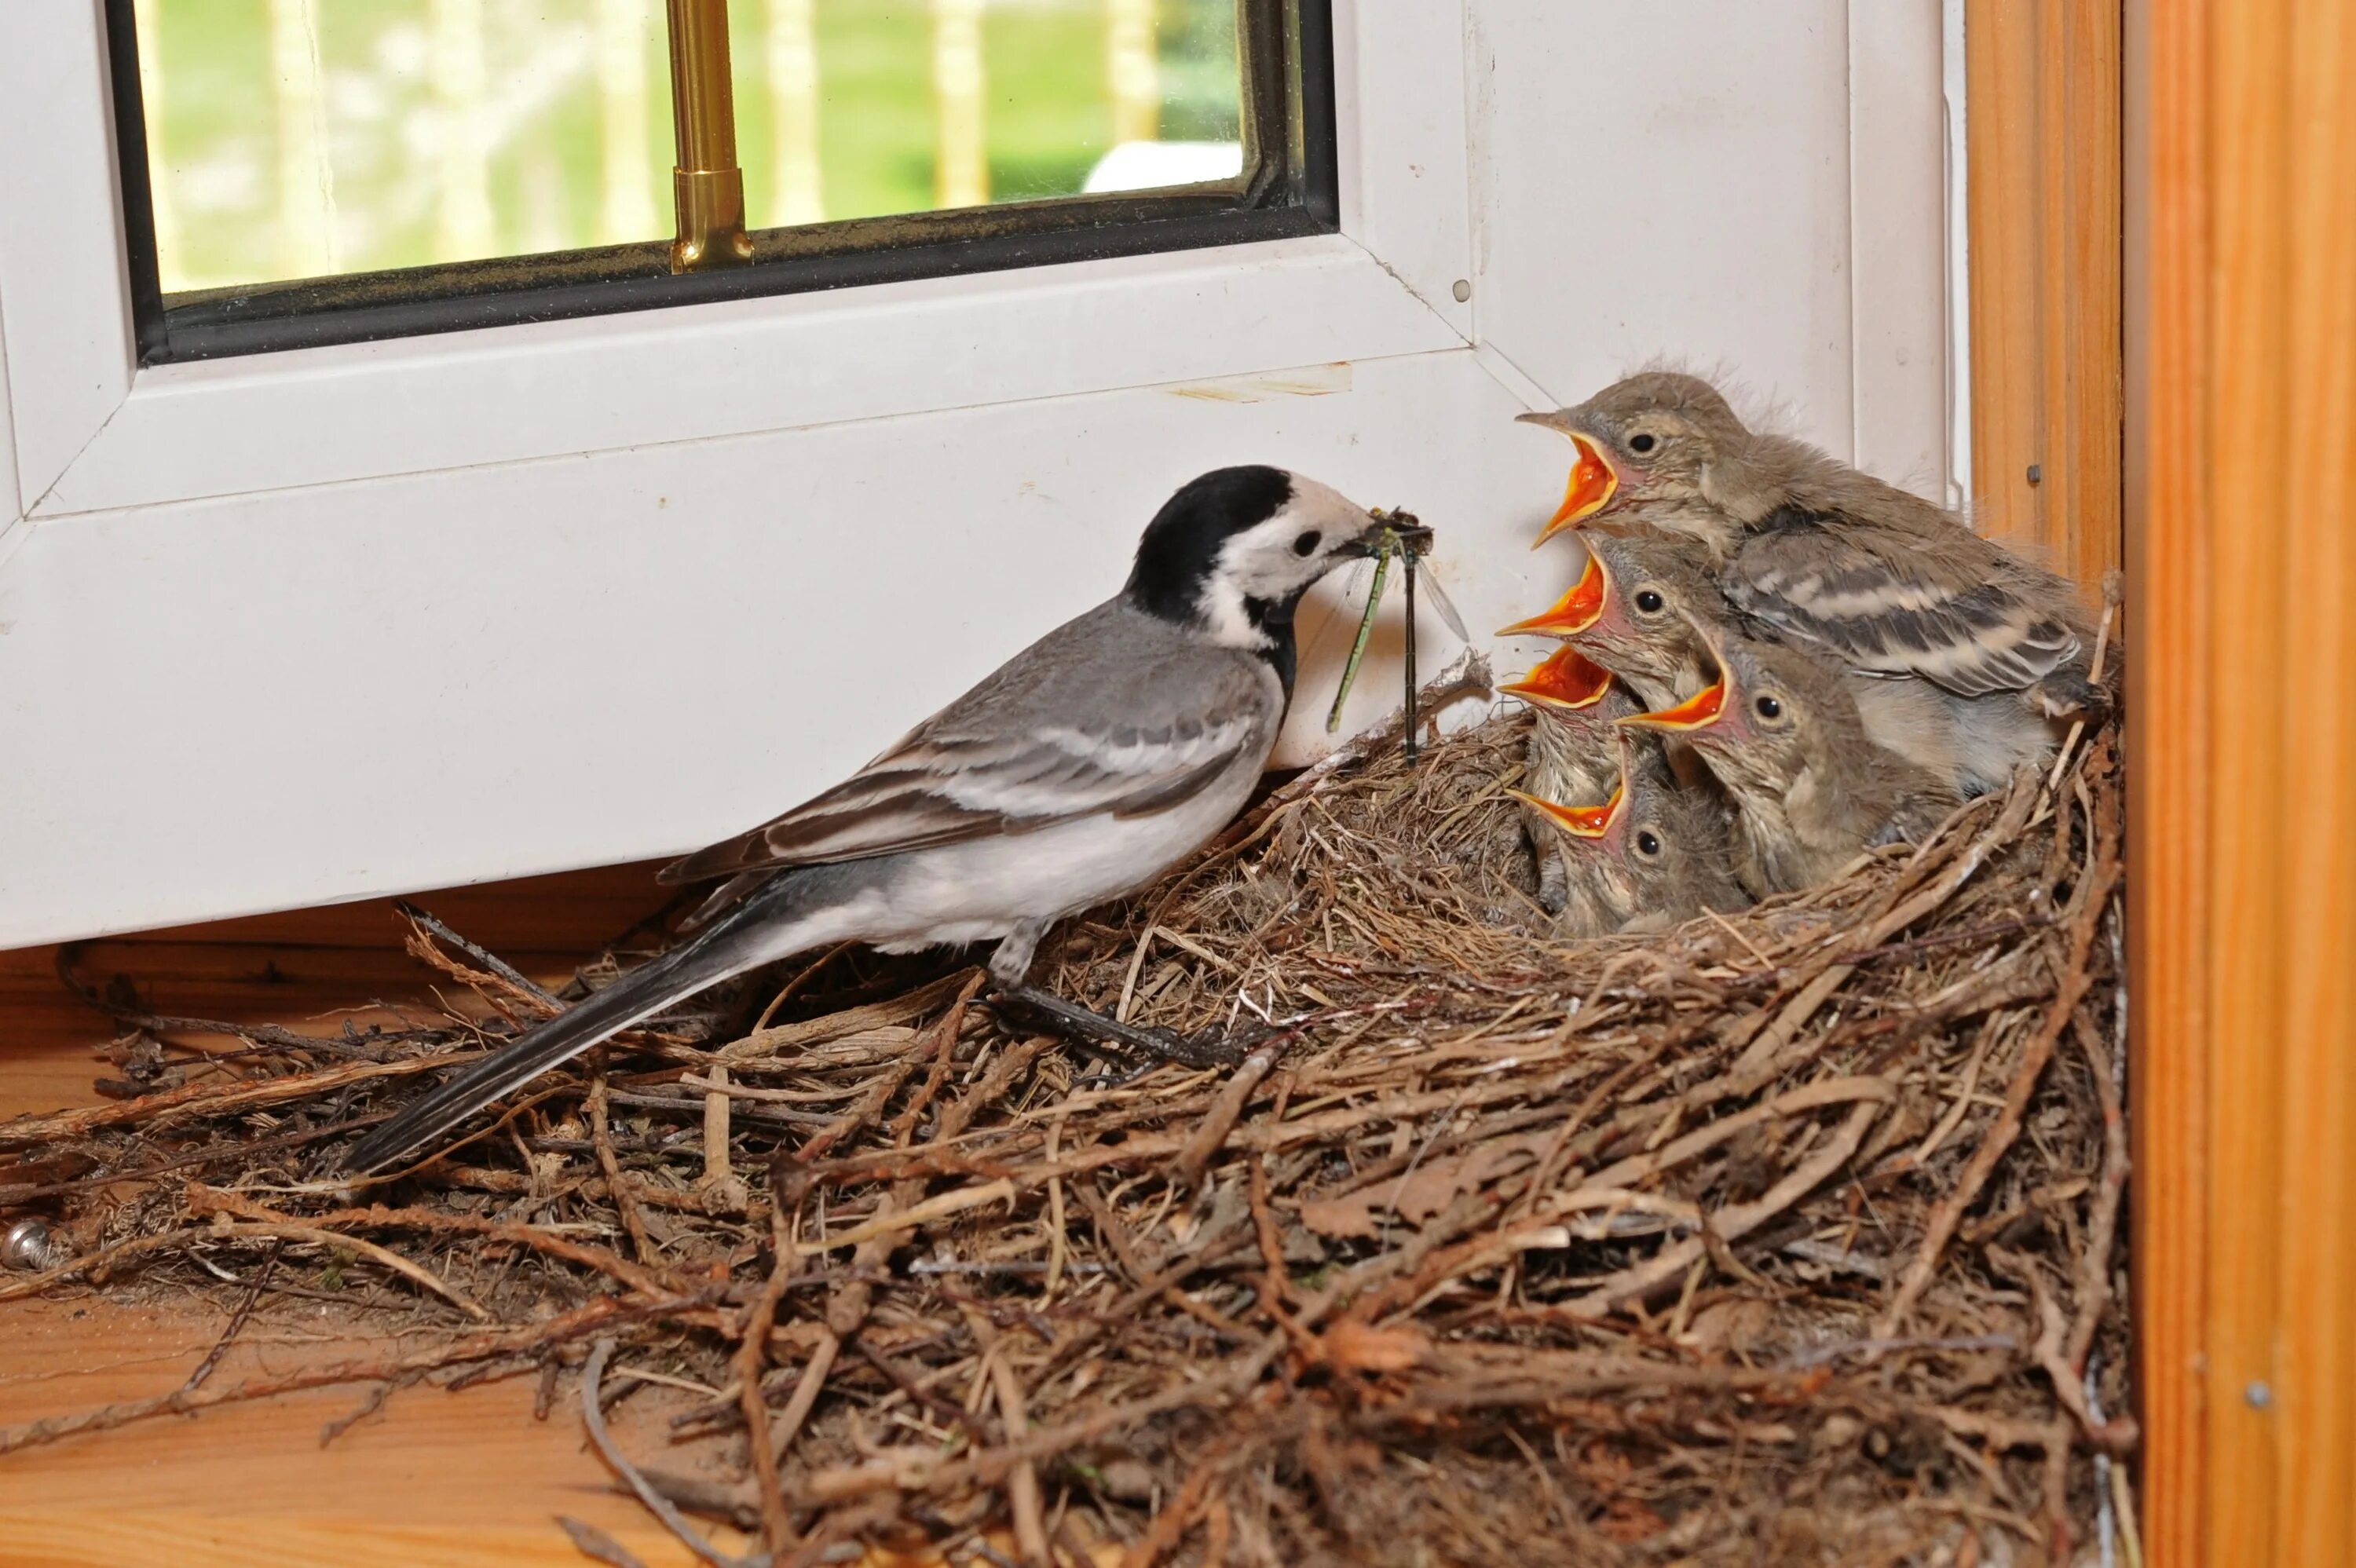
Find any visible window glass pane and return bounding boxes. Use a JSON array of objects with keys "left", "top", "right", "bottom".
[
  {"left": 134, "top": 0, "right": 673, "bottom": 291},
  {"left": 731, "top": 0, "right": 1240, "bottom": 226},
  {"left": 133, "top": 0, "right": 1247, "bottom": 296}
]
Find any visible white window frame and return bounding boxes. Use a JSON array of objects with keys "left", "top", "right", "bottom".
[
  {"left": 0, "top": 0, "right": 1955, "bottom": 947},
  {"left": 4, "top": 4, "right": 1477, "bottom": 514}
]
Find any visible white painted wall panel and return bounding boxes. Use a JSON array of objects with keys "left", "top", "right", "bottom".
[
  {"left": 0, "top": 294, "right": 21, "bottom": 533},
  {"left": 1848, "top": 0, "right": 1952, "bottom": 500},
  {"left": 1469, "top": 0, "right": 1858, "bottom": 453},
  {"left": 1331, "top": 0, "right": 1477, "bottom": 334}
]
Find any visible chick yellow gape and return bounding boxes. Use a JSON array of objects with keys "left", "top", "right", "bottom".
[
  {"left": 1509, "top": 781, "right": 1625, "bottom": 840},
  {"left": 1496, "top": 547, "right": 1608, "bottom": 640},
  {"left": 1525, "top": 425, "right": 1622, "bottom": 545},
  {"left": 1617, "top": 668, "right": 1730, "bottom": 733},
  {"left": 1504, "top": 641, "right": 1645, "bottom": 917},
  {"left": 1516, "top": 371, "right": 2099, "bottom": 723},
  {"left": 1499, "top": 645, "right": 1616, "bottom": 711},
  {"left": 1614, "top": 610, "right": 1963, "bottom": 898},
  {"left": 1546, "top": 531, "right": 1720, "bottom": 704}
]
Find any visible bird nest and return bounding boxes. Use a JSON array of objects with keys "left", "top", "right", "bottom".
[{"left": 0, "top": 679, "right": 2132, "bottom": 1568}]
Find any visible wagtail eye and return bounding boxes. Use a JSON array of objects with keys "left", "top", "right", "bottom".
[
  {"left": 1635, "top": 829, "right": 1663, "bottom": 858},
  {"left": 1628, "top": 433, "right": 1657, "bottom": 455},
  {"left": 1292, "top": 531, "right": 1322, "bottom": 557},
  {"left": 1754, "top": 694, "right": 1784, "bottom": 721},
  {"left": 1634, "top": 590, "right": 1666, "bottom": 614}
]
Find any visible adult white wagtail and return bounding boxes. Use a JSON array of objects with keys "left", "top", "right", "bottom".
[{"left": 343, "top": 466, "right": 1421, "bottom": 1174}]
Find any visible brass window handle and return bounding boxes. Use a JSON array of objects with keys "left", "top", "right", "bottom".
[{"left": 665, "top": 0, "right": 753, "bottom": 272}]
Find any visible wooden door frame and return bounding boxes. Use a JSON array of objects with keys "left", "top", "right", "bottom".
[
  {"left": 1970, "top": 1, "right": 2356, "bottom": 1563},
  {"left": 2132, "top": 0, "right": 2356, "bottom": 1556},
  {"left": 1965, "top": 0, "right": 2124, "bottom": 596}
]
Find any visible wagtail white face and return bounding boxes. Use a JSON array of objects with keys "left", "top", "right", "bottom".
[{"left": 342, "top": 466, "right": 1408, "bottom": 1175}]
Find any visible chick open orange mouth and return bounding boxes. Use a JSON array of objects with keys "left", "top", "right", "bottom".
[
  {"left": 1501, "top": 645, "right": 1615, "bottom": 709},
  {"left": 1510, "top": 784, "right": 1624, "bottom": 839},
  {"left": 1624, "top": 677, "right": 1729, "bottom": 733},
  {"left": 1497, "top": 552, "right": 1608, "bottom": 638},
  {"left": 1535, "top": 433, "right": 1619, "bottom": 545}
]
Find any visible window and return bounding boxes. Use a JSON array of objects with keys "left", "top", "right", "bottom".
[
  {"left": 6, "top": 3, "right": 1953, "bottom": 952},
  {"left": 108, "top": 0, "right": 1335, "bottom": 361}
]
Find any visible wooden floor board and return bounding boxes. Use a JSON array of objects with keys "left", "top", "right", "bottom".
[{"left": 0, "top": 862, "right": 736, "bottom": 1567}]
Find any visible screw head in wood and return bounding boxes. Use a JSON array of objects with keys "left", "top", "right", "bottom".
[{"left": 2, "top": 1217, "right": 69, "bottom": 1272}]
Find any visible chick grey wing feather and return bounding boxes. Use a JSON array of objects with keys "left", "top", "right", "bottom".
[
  {"left": 1725, "top": 518, "right": 2081, "bottom": 700},
  {"left": 663, "top": 600, "right": 1275, "bottom": 887}
]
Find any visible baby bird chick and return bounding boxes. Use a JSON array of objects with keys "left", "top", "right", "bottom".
[
  {"left": 1510, "top": 733, "right": 1748, "bottom": 936},
  {"left": 1509, "top": 528, "right": 1974, "bottom": 792},
  {"left": 1501, "top": 645, "right": 1638, "bottom": 913},
  {"left": 1500, "top": 534, "right": 1719, "bottom": 791},
  {"left": 1503, "top": 528, "right": 1714, "bottom": 711},
  {"left": 1621, "top": 615, "right": 1962, "bottom": 897},
  {"left": 1518, "top": 372, "right": 2101, "bottom": 781},
  {"left": 1508, "top": 640, "right": 1640, "bottom": 908}
]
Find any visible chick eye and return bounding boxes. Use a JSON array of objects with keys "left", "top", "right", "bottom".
[
  {"left": 1754, "top": 694, "right": 1785, "bottom": 722},
  {"left": 1292, "top": 531, "right": 1322, "bottom": 557},
  {"left": 1633, "top": 589, "right": 1666, "bottom": 615},
  {"left": 1635, "top": 829, "right": 1663, "bottom": 858},
  {"left": 1628, "top": 433, "right": 1658, "bottom": 455}
]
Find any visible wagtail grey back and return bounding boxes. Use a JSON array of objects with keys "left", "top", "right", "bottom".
[{"left": 342, "top": 466, "right": 1414, "bottom": 1174}]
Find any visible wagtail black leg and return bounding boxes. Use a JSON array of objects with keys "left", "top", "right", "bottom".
[{"left": 993, "top": 985, "right": 1257, "bottom": 1072}]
